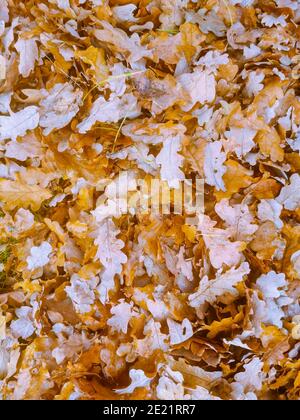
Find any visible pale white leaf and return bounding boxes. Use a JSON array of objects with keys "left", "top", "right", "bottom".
[
  {"left": 245, "top": 71, "right": 265, "bottom": 96},
  {"left": 159, "top": 0, "right": 188, "bottom": 29},
  {"left": 10, "top": 318, "right": 35, "bottom": 340},
  {"left": 167, "top": 318, "right": 193, "bottom": 345},
  {"left": 176, "top": 247, "right": 193, "bottom": 281},
  {"left": 172, "top": 357, "right": 222, "bottom": 387},
  {"left": 95, "top": 219, "right": 127, "bottom": 304},
  {"left": 233, "top": 358, "right": 264, "bottom": 395},
  {"left": 215, "top": 199, "right": 258, "bottom": 241},
  {"left": 189, "top": 263, "right": 250, "bottom": 310},
  {"left": 15, "top": 37, "right": 38, "bottom": 78},
  {"left": 198, "top": 216, "right": 244, "bottom": 269},
  {"left": 14, "top": 208, "right": 34, "bottom": 232},
  {"left": 26, "top": 241, "right": 52, "bottom": 270},
  {"left": 10, "top": 307, "right": 35, "bottom": 340},
  {"left": 65, "top": 274, "right": 97, "bottom": 314},
  {"left": 156, "top": 134, "right": 184, "bottom": 188},
  {"left": 196, "top": 51, "right": 229, "bottom": 71},
  {"left": 0, "top": 0, "right": 9, "bottom": 22},
  {"left": 276, "top": 174, "right": 300, "bottom": 211},
  {"left": 224, "top": 127, "right": 257, "bottom": 158},
  {"left": 52, "top": 330, "right": 91, "bottom": 364},
  {"left": 243, "top": 44, "right": 261, "bottom": 59},
  {"left": 107, "top": 299, "right": 137, "bottom": 334},
  {"left": 156, "top": 375, "right": 184, "bottom": 400},
  {"left": 112, "top": 4, "right": 138, "bottom": 22},
  {"left": 115, "top": 369, "right": 152, "bottom": 395},
  {"left": 261, "top": 13, "right": 287, "bottom": 27},
  {"left": 0, "top": 92, "right": 12, "bottom": 114},
  {"left": 136, "top": 319, "right": 169, "bottom": 356},
  {"left": 39, "top": 83, "right": 83, "bottom": 135},
  {"left": 187, "top": 386, "right": 221, "bottom": 400},
  {"left": 257, "top": 199, "right": 283, "bottom": 229},
  {"left": 291, "top": 251, "right": 300, "bottom": 276},
  {"left": 94, "top": 21, "right": 151, "bottom": 63},
  {"left": 5, "top": 133, "right": 43, "bottom": 161},
  {"left": 0, "top": 313, "right": 5, "bottom": 340},
  {"left": 177, "top": 69, "right": 216, "bottom": 112},
  {"left": 55, "top": 0, "right": 71, "bottom": 10},
  {"left": 77, "top": 94, "right": 140, "bottom": 133},
  {"left": 256, "top": 271, "right": 286, "bottom": 299},
  {"left": 127, "top": 144, "right": 158, "bottom": 174},
  {"left": 255, "top": 271, "right": 292, "bottom": 328}
]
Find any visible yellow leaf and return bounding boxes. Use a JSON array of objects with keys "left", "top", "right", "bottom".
[
  {"left": 256, "top": 128, "right": 284, "bottom": 162},
  {"left": 205, "top": 312, "right": 243, "bottom": 339},
  {"left": 182, "top": 224, "right": 197, "bottom": 242},
  {"left": 179, "top": 23, "right": 205, "bottom": 62}
]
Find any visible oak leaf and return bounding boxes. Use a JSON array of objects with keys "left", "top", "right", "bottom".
[{"left": 0, "top": 179, "right": 51, "bottom": 211}]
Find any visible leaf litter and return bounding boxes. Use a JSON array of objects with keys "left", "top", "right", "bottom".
[{"left": 0, "top": 0, "right": 300, "bottom": 401}]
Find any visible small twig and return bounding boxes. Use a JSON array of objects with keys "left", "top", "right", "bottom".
[{"left": 111, "top": 101, "right": 138, "bottom": 153}]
